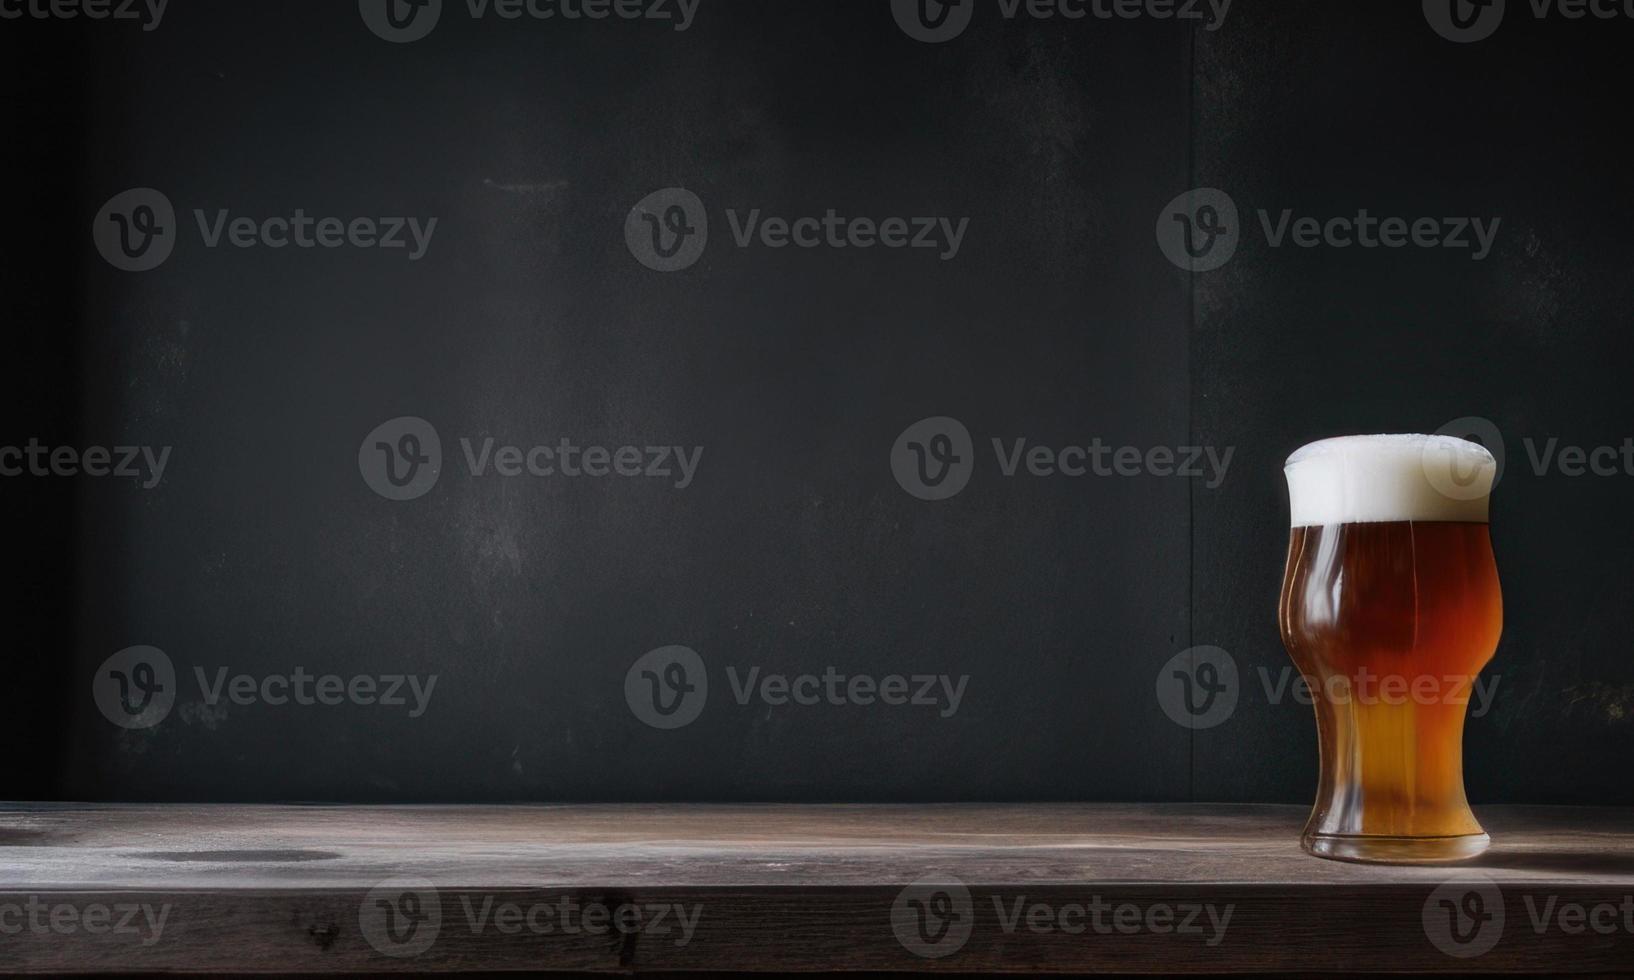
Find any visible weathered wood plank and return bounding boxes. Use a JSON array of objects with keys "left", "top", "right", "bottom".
[{"left": 1, "top": 804, "right": 1631, "bottom": 973}]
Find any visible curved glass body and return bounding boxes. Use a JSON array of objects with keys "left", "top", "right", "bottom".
[{"left": 1279, "top": 436, "right": 1501, "bottom": 863}]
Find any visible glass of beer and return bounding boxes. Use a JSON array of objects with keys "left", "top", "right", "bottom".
[{"left": 1279, "top": 435, "right": 1502, "bottom": 863}]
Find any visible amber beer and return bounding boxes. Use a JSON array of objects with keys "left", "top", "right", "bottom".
[{"left": 1279, "top": 435, "right": 1502, "bottom": 863}]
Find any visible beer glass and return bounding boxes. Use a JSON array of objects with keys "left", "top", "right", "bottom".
[{"left": 1279, "top": 435, "right": 1502, "bottom": 863}]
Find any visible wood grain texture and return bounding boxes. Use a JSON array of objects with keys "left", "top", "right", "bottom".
[{"left": 1, "top": 804, "right": 1632, "bottom": 974}]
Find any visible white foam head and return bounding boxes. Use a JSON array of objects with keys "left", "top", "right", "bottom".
[{"left": 1284, "top": 434, "right": 1495, "bottom": 527}]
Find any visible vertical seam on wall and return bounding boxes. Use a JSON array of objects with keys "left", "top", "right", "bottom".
[{"left": 1185, "top": 17, "right": 1198, "bottom": 805}]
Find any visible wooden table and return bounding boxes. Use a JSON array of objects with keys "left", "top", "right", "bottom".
[{"left": 1, "top": 803, "right": 1631, "bottom": 974}]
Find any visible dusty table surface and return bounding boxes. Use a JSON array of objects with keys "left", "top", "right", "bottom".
[{"left": 1, "top": 803, "right": 1631, "bottom": 974}]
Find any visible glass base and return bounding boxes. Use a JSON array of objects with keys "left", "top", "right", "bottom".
[{"left": 1303, "top": 832, "right": 1490, "bottom": 865}]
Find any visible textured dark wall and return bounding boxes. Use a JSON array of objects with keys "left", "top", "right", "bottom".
[
  {"left": 1188, "top": 2, "right": 1634, "bottom": 806},
  {"left": 4, "top": 0, "right": 1628, "bottom": 804}
]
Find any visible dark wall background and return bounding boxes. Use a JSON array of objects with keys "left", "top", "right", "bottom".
[{"left": 3, "top": 0, "right": 1629, "bottom": 804}]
